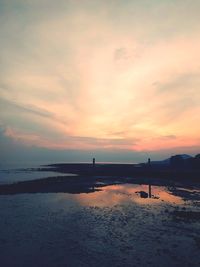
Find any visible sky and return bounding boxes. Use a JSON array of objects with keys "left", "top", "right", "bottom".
[{"left": 0, "top": 0, "right": 200, "bottom": 163}]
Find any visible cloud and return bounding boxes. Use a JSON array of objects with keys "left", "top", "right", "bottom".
[
  {"left": 0, "top": 0, "right": 200, "bottom": 155},
  {"left": 0, "top": 96, "right": 53, "bottom": 118}
]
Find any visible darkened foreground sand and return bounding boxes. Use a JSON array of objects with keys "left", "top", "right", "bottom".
[{"left": 0, "top": 165, "right": 199, "bottom": 267}]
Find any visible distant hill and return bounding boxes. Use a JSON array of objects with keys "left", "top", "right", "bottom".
[{"left": 151, "top": 154, "right": 193, "bottom": 166}]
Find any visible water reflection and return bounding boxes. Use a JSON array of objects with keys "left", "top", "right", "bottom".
[
  {"left": 56, "top": 184, "right": 184, "bottom": 207},
  {"left": 149, "top": 184, "right": 152, "bottom": 198}
]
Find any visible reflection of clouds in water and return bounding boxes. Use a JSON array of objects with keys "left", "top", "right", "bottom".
[
  {"left": 157, "top": 191, "right": 183, "bottom": 205},
  {"left": 75, "top": 189, "right": 129, "bottom": 207},
  {"left": 74, "top": 184, "right": 184, "bottom": 207}
]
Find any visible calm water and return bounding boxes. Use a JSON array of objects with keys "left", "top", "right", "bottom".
[
  {"left": 0, "top": 163, "right": 76, "bottom": 184},
  {"left": 0, "top": 183, "right": 199, "bottom": 267}
]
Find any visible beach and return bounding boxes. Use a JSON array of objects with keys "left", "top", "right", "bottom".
[{"left": 0, "top": 164, "right": 199, "bottom": 267}]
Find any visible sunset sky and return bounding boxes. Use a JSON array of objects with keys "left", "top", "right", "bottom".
[{"left": 0, "top": 0, "right": 200, "bottom": 162}]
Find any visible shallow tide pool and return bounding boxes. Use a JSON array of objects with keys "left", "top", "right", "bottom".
[{"left": 0, "top": 183, "right": 199, "bottom": 267}]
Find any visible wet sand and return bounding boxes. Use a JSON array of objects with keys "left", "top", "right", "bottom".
[{"left": 0, "top": 165, "right": 199, "bottom": 267}]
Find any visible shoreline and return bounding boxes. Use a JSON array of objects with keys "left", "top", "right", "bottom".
[{"left": 0, "top": 163, "right": 199, "bottom": 195}]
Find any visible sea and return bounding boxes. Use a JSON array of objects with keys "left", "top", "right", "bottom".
[{"left": 0, "top": 160, "right": 71, "bottom": 184}]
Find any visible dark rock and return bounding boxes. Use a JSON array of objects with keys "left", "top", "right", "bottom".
[{"left": 140, "top": 191, "right": 148, "bottom": 198}]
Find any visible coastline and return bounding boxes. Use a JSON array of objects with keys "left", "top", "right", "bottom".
[{"left": 0, "top": 163, "right": 199, "bottom": 195}]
